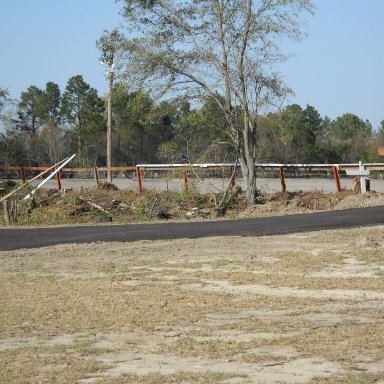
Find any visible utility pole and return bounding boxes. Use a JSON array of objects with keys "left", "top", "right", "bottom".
[
  {"left": 98, "top": 29, "right": 121, "bottom": 184},
  {"left": 107, "top": 60, "right": 114, "bottom": 184}
]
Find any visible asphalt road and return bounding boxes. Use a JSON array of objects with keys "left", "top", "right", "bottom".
[{"left": 1, "top": 206, "right": 384, "bottom": 251}]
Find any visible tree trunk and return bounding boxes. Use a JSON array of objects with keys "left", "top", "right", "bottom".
[
  {"left": 77, "top": 132, "right": 82, "bottom": 165},
  {"left": 237, "top": 111, "right": 257, "bottom": 206},
  {"left": 239, "top": 154, "right": 257, "bottom": 206},
  {"left": 227, "top": 115, "right": 257, "bottom": 206}
]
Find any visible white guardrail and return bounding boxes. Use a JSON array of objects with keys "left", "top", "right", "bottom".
[
  {"left": 2, "top": 161, "right": 384, "bottom": 195},
  {"left": 135, "top": 161, "right": 383, "bottom": 193}
]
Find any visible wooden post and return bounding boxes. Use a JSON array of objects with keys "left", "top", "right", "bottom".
[
  {"left": 279, "top": 167, "right": 286, "bottom": 193},
  {"left": 136, "top": 166, "right": 143, "bottom": 193},
  {"left": 3, "top": 200, "right": 10, "bottom": 225},
  {"left": 333, "top": 166, "right": 341, "bottom": 192},
  {"left": 94, "top": 167, "right": 100, "bottom": 187}
]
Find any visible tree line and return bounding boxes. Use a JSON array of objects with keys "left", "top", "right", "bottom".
[{"left": 1, "top": 79, "right": 383, "bottom": 169}]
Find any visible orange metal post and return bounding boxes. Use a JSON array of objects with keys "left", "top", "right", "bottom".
[
  {"left": 183, "top": 171, "right": 189, "bottom": 190},
  {"left": 20, "top": 167, "right": 26, "bottom": 184},
  {"left": 333, "top": 166, "right": 341, "bottom": 192},
  {"left": 56, "top": 170, "right": 62, "bottom": 190},
  {"left": 136, "top": 166, "right": 143, "bottom": 193}
]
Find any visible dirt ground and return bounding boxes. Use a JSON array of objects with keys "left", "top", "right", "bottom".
[{"left": 1, "top": 225, "right": 384, "bottom": 383}]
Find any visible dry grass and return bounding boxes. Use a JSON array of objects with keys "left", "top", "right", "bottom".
[
  {"left": 1, "top": 226, "right": 384, "bottom": 383},
  {"left": 309, "top": 373, "right": 384, "bottom": 384},
  {"left": 0, "top": 345, "right": 109, "bottom": 383},
  {"left": 91, "top": 372, "right": 237, "bottom": 384},
  {"left": 0, "top": 276, "right": 234, "bottom": 336}
]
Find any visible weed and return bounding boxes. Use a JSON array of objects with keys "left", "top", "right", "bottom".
[
  {"left": 159, "top": 337, "right": 249, "bottom": 359},
  {"left": 93, "top": 372, "right": 238, "bottom": 384},
  {"left": 309, "top": 373, "right": 384, "bottom": 384}
]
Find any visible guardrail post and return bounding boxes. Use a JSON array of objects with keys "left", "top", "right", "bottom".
[
  {"left": 136, "top": 166, "right": 143, "bottom": 193},
  {"left": 94, "top": 167, "right": 100, "bottom": 187},
  {"left": 56, "top": 170, "right": 62, "bottom": 191},
  {"left": 279, "top": 166, "right": 286, "bottom": 193},
  {"left": 183, "top": 171, "right": 189, "bottom": 191},
  {"left": 20, "top": 167, "right": 26, "bottom": 184},
  {"left": 333, "top": 166, "right": 341, "bottom": 192},
  {"left": 359, "top": 161, "right": 367, "bottom": 193}
]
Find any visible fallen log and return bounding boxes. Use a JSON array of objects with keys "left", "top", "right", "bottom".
[{"left": 77, "top": 196, "right": 112, "bottom": 218}]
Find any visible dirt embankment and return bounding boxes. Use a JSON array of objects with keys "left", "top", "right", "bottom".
[
  {"left": 2, "top": 179, "right": 384, "bottom": 226},
  {"left": 240, "top": 190, "right": 384, "bottom": 218}
]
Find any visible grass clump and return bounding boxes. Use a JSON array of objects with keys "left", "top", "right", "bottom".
[
  {"left": 93, "top": 372, "right": 239, "bottom": 384},
  {"left": 0, "top": 345, "right": 109, "bottom": 384}
]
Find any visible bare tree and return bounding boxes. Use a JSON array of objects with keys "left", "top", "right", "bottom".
[{"left": 116, "top": 0, "right": 314, "bottom": 204}]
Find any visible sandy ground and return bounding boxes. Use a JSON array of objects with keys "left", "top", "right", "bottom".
[{"left": 1, "top": 225, "right": 384, "bottom": 383}]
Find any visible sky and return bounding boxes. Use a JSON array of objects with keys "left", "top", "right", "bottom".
[{"left": 1, "top": 0, "right": 384, "bottom": 129}]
